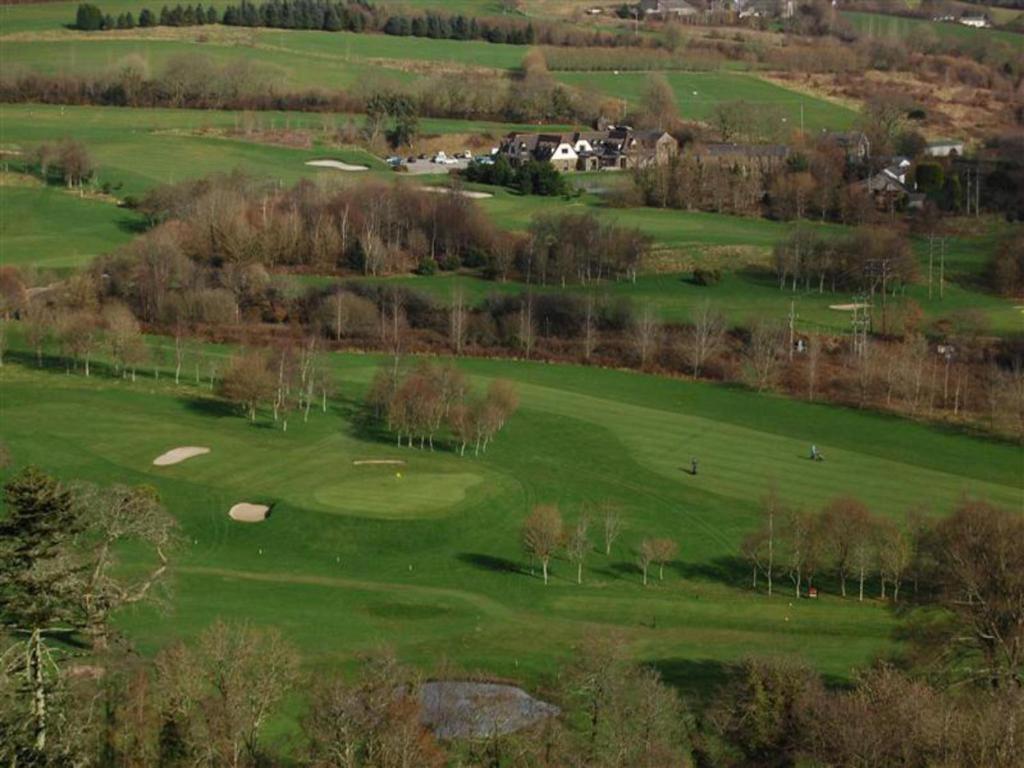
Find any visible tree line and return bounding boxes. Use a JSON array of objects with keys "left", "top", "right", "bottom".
[
  {"left": 2, "top": 175, "right": 1019, "bottom": 441},
  {"left": 521, "top": 501, "right": 677, "bottom": 588},
  {"left": 0, "top": 52, "right": 594, "bottom": 124},
  {"left": 72, "top": 0, "right": 667, "bottom": 48}
]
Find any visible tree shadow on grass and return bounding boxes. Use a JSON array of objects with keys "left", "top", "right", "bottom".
[
  {"left": 672, "top": 555, "right": 750, "bottom": 587},
  {"left": 457, "top": 553, "right": 523, "bottom": 575},
  {"left": 181, "top": 397, "right": 240, "bottom": 420},
  {"left": 589, "top": 561, "right": 643, "bottom": 585},
  {"left": 116, "top": 215, "right": 149, "bottom": 235},
  {"left": 649, "top": 657, "right": 732, "bottom": 703}
]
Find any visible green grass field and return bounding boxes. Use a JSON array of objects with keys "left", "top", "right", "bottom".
[
  {"left": 555, "top": 71, "right": 859, "bottom": 133},
  {"left": 0, "top": 26, "right": 528, "bottom": 90},
  {"left": 0, "top": 184, "right": 143, "bottom": 268},
  {"left": 1, "top": 343, "right": 1019, "bottom": 697},
  {"left": 843, "top": 10, "right": 1024, "bottom": 49},
  {"left": 0, "top": 104, "right": 567, "bottom": 197}
]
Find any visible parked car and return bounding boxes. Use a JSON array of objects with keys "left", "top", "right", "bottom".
[{"left": 385, "top": 156, "right": 402, "bottom": 166}]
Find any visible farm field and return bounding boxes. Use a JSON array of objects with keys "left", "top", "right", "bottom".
[
  {"left": 1, "top": 344, "right": 1019, "bottom": 699},
  {"left": 0, "top": 26, "right": 529, "bottom": 87},
  {"left": 555, "top": 70, "right": 859, "bottom": 133},
  {"left": 843, "top": 10, "right": 1024, "bottom": 48}
]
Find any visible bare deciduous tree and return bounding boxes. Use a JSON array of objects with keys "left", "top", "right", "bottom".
[
  {"left": 449, "top": 285, "right": 468, "bottom": 355},
  {"left": 304, "top": 649, "right": 445, "bottom": 768},
  {"left": 637, "top": 539, "right": 657, "bottom": 586},
  {"left": 684, "top": 300, "right": 727, "bottom": 378},
  {"left": 648, "top": 538, "right": 678, "bottom": 581},
  {"left": 631, "top": 304, "right": 660, "bottom": 369},
  {"left": 565, "top": 516, "right": 591, "bottom": 585},
  {"left": 72, "top": 483, "right": 178, "bottom": 650},
  {"left": 744, "top": 320, "right": 784, "bottom": 392},
  {"left": 218, "top": 349, "right": 276, "bottom": 422},
  {"left": 522, "top": 504, "right": 563, "bottom": 585},
  {"left": 155, "top": 621, "right": 300, "bottom": 768},
  {"left": 601, "top": 502, "right": 624, "bottom": 556},
  {"left": 819, "top": 496, "right": 872, "bottom": 598}
]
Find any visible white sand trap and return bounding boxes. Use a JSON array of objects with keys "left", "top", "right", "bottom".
[
  {"left": 353, "top": 459, "right": 407, "bottom": 466},
  {"left": 153, "top": 446, "right": 210, "bottom": 466},
  {"left": 229, "top": 503, "right": 270, "bottom": 523},
  {"left": 829, "top": 303, "right": 869, "bottom": 311},
  {"left": 306, "top": 159, "right": 369, "bottom": 171},
  {"left": 419, "top": 186, "right": 493, "bottom": 199}
]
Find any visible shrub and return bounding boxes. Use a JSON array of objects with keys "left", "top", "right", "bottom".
[
  {"left": 75, "top": 3, "right": 104, "bottom": 29},
  {"left": 692, "top": 268, "right": 722, "bottom": 286}
]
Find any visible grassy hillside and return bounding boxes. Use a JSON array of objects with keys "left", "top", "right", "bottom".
[
  {"left": 555, "top": 71, "right": 859, "bottom": 133},
  {"left": 0, "top": 184, "right": 143, "bottom": 268},
  {"left": 843, "top": 10, "right": 1024, "bottom": 48},
  {"left": 1, "top": 346, "right": 1018, "bottom": 692}
]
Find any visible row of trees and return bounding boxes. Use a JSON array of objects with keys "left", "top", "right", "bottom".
[
  {"left": 742, "top": 492, "right": 1024, "bottom": 690},
  {"left": 742, "top": 490, "right": 916, "bottom": 602},
  {"left": 770, "top": 225, "right": 917, "bottom": 298},
  {"left": 365, "top": 361, "right": 519, "bottom": 454},
  {"left": 521, "top": 502, "right": 678, "bottom": 587},
  {"left": 5, "top": 246, "right": 1021, "bottom": 443},
  {"left": 73, "top": 0, "right": 668, "bottom": 48}
]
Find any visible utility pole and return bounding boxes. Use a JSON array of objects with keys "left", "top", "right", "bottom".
[
  {"left": 939, "top": 236, "right": 946, "bottom": 300},
  {"left": 866, "top": 259, "right": 891, "bottom": 335},
  {"left": 928, "top": 233, "right": 934, "bottom": 301},
  {"left": 965, "top": 167, "right": 972, "bottom": 216},
  {"left": 788, "top": 299, "right": 798, "bottom": 361},
  {"left": 975, "top": 163, "right": 981, "bottom": 216},
  {"left": 851, "top": 294, "right": 870, "bottom": 358}
]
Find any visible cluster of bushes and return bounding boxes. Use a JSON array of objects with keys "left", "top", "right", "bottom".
[{"left": 462, "top": 156, "right": 570, "bottom": 197}]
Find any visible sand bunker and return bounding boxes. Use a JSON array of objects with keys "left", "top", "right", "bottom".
[
  {"left": 153, "top": 446, "right": 210, "bottom": 466},
  {"left": 352, "top": 459, "right": 407, "bottom": 466},
  {"left": 420, "top": 681, "right": 560, "bottom": 740},
  {"left": 829, "top": 303, "right": 869, "bottom": 311},
  {"left": 228, "top": 503, "right": 270, "bottom": 523},
  {"left": 419, "top": 186, "right": 493, "bottom": 199},
  {"left": 306, "top": 159, "right": 369, "bottom": 171}
]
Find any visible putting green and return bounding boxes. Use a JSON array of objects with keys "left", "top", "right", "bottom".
[{"left": 312, "top": 470, "right": 487, "bottom": 519}]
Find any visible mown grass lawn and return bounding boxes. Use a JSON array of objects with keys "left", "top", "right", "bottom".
[
  {"left": 1, "top": 342, "right": 1018, "bottom": 702},
  {"left": 0, "top": 185, "right": 143, "bottom": 268}
]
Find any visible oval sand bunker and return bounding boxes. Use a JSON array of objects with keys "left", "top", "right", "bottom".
[
  {"left": 306, "top": 159, "right": 369, "bottom": 171},
  {"left": 229, "top": 503, "right": 270, "bottom": 523},
  {"left": 153, "top": 446, "right": 210, "bottom": 466}
]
